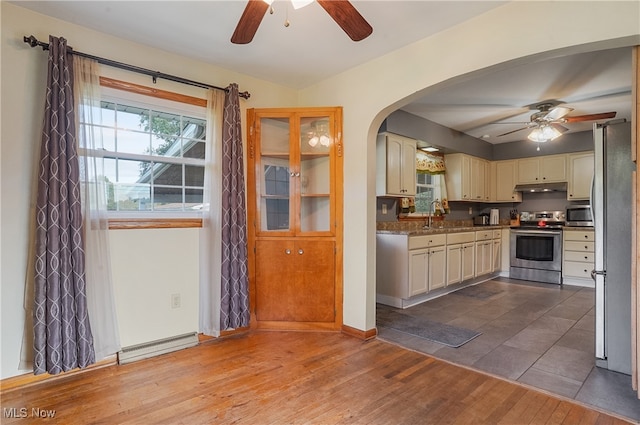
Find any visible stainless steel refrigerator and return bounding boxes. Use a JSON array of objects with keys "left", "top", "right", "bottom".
[{"left": 592, "top": 120, "right": 634, "bottom": 375}]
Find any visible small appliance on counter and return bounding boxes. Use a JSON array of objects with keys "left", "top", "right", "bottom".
[
  {"left": 490, "top": 209, "right": 499, "bottom": 225},
  {"left": 473, "top": 213, "right": 490, "bottom": 226}
]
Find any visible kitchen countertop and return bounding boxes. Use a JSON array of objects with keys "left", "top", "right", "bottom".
[{"left": 377, "top": 225, "right": 508, "bottom": 236}]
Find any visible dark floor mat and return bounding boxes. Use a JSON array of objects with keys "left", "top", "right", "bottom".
[{"left": 378, "top": 310, "right": 481, "bottom": 348}]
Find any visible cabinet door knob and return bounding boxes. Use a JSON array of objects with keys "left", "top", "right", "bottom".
[
  {"left": 295, "top": 172, "right": 300, "bottom": 177},
  {"left": 298, "top": 249, "right": 304, "bottom": 255},
  {"left": 290, "top": 172, "right": 295, "bottom": 177},
  {"left": 584, "top": 235, "right": 588, "bottom": 239},
  {"left": 285, "top": 249, "right": 291, "bottom": 255}
]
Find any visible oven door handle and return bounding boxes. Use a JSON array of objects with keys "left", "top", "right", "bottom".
[{"left": 511, "top": 230, "right": 562, "bottom": 236}]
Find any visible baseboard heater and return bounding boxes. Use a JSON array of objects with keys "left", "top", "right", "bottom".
[{"left": 117, "top": 332, "right": 199, "bottom": 365}]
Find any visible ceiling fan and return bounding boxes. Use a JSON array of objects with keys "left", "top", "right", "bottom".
[
  {"left": 497, "top": 102, "right": 617, "bottom": 141},
  {"left": 231, "top": 0, "right": 373, "bottom": 44}
]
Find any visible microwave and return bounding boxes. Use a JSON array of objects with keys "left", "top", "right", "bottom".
[{"left": 565, "top": 205, "right": 593, "bottom": 227}]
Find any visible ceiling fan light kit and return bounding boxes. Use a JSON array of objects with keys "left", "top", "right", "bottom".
[{"left": 496, "top": 102, "right": 618, "bottom": 145}]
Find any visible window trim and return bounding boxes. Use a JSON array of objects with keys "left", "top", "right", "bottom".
[{"left": 95, "top": 77, "right": 208, "bottom": 229}]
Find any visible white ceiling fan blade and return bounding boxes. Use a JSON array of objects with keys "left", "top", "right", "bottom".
[{"left": 544, "top": 106, "right": 573, "bottom": 121}]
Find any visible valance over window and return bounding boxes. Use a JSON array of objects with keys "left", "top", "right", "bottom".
[{"left": 416, "top": 151, "right": 446, "bottom": 175}]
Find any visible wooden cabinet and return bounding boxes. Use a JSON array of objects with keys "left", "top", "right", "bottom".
[
  {"left": 445, "top": 153, "right": 488, "bottom": 201},
  {"left": 517, "top": 154, "right": 567, "bottom": 184},
  {"left": 376, "top": 133, "right": 417, "bottom": 196},
  {"left": 567, "top": 151, "right": 594, "bottom": 200},
  {"left": 563, "top": 229, "right": 595, "bottom": 282},
  {"left": 247, "top": 107, "right": 343, "bottom": 330},
  {"left": 492, "top": 160, "right": 522, "bottom": 202}
]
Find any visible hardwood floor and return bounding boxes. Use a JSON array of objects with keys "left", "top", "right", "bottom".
[{"left": 1, "top": 331, "right": 633, "bottom": 424}]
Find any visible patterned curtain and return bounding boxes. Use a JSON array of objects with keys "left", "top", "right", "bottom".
[
  {"left": 219, "top": 84, "right": 250, "bottom": 329},
  {"left": 33, "top": 36, "right": 95, "bottom": 374}
]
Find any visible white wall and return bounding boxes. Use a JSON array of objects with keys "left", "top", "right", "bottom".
[
  {"left": 0, "top": 2, "right": 297, "bottom": 379},
  {"left": 110, "top": 229, "right": 200, "bottom": 347},
  {"left": 2, "top": 1, "right": 639, "bottom": 380}
]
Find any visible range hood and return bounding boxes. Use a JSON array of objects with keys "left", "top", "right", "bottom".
[{"left": 513, "top": 182, "right": 568, "bottom": 193}]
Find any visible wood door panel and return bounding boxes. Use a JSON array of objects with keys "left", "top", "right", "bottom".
[
  {"left": 255, "top": 239, "right": 335, "bottom": 323},
  {"left": 296, "top": 240, "right": 335, "bottom": 322},
  {"left": 255, "top": 240, "right": 297, "bottom": 322}
]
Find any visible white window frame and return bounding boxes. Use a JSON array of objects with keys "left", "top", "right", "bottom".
[{"left": 79, "top": 86, "right": 207, "bottom": 221}]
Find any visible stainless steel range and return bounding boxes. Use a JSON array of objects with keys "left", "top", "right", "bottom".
[{"left": 510, "top": 211, "right": 565, "bottom": 284}]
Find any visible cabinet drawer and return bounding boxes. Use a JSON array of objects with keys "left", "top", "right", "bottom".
[
  {"left": 563, "top": 261, "right": 593, "bottom": 279},
  {"left": 447, "top": 232, "right": 475, "bottom": 244},
  {"left": 564, "top": 251, "right": 595, "bottom": 263},
  {"left": 564, "top": 241, "right": 594, "bottom": 252},
  {"left": 475, "top": 230, "right": 493, "bottom": 241},
  {"left": 409, "top": 233, "right": 447, "bottom": 249},
  {"left": 564, "top": 230, "right": 594, "bottom": 242},
  {"left": 493, "top": 229, "right": 502, "bottom": 239}
]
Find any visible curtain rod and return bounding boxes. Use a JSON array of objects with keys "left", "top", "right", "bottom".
[{"left": 23, "top": 35, "right": 250, "bottom": 99}]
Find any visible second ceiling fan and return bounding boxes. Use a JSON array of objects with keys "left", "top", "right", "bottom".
[
  {"left": 231, "top": 0, "right": 373, "bottom": 44},
  {"left": 497, "top": 102, "right": 617, "bottom": 141}
]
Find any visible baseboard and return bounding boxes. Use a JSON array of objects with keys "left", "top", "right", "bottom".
[
  {"left": 341, "top": 324, "right": 377, "bottom": 340},
  {"left": 0, "top": 355, "right": 117, "bottom": 394}
]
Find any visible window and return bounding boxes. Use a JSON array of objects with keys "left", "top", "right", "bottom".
[
  {"left": 415, "top": 173, "right": 442, "bottom": 214},
  {"left": 79, "top": 89, "right": 207, "bottom": 218}
]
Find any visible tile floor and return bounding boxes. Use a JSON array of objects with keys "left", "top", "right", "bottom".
[{"left": 376, "top": 277, "right": 640, "bottom": 422}]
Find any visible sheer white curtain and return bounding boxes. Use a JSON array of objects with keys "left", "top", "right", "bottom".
[
  {"left": 199, "top": 89, "right": 225, "bottom": 336},
  {"left": 74, "top": 57, "right": 121, "bottom": 360}
]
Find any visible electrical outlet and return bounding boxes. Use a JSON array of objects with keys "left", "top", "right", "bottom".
[
  {"left": 468, "top": 207, "right": 473, "bottom": 215},
  {"left": 382, "top": 203, "right": 388, "bottom": 215},
  {"left": 171, "top": 293, "right": 181, "bottom": 309}
]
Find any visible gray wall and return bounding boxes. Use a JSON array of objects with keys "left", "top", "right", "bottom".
[{"left": 380, "top": 110, "right": 594, "bottom": 161}]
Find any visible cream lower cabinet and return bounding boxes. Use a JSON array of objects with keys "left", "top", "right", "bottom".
[
  {"left": 475, "top": 230, "right": 494, "bottom": 277},
  {"left": 563, "top": 229, "right": 595, "bottom": 283},
  {"left": 409, "top": 235, "right": 447, "bottom": 293},
  {"left": 446, "top": 232, "right": 475, "bottom": 285},
  {"left": 492, "top": 230, "right": 502, "bottom": 272}
]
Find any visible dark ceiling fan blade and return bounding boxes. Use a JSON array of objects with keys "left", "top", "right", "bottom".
[
  {"left": 317, "top": 0, "right": 373, "bottom": 42},
  {"left": 231, "top": 0, "right": 270, "bottom": 44},
  {"left": 497, "top": 126, "right": 531, "bottom": 137},
  {"left": 563, "top": 111, "right": 617, "bottom": 123}
]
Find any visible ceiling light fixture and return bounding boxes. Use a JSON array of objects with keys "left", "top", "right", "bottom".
[
  {"left": 527, "top": 124, "right": 564, "bottom": 143},
  {"left": 421, "top": 147, "right": 439, "bottom": 152}
]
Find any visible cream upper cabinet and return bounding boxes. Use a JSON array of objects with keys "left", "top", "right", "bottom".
[
  {"left": 376, "top": 133, "right": 417, "bottom": 197},
  {"left": 567, "top": 151, "right": 594, "bottom": 201},
  {"left": 445, "top": 153, "right": 489, "bottom": 201},
  {"left": 493, "top": 160, "right": 522, "bottom": 202},
  {"left": 517, "top": 154, "right": 567, "bottom": 184}
]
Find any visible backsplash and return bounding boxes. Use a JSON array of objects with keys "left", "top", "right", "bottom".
[{"left": 377, "top": 191, "right": 586, "bottom": 229}]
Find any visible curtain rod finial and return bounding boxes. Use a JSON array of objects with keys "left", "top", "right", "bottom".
[
  {"left": 240, "top": 91, "right": 251, "bottom": 99},
  {"left": 24, "top": 35, "right": 38, "bottom": 47}
]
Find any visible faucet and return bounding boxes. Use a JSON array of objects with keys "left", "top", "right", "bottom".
[{"left": 426, "top": 199, "right": 439, "bottom": 229}]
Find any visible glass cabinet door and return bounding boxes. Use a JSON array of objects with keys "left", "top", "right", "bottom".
[
  {"left": 299, "top": 116, "right": 331, "bottom": 233},
  {"left": 254, "top": 110, "right": 337, "bottom": 236},
  {"left": 259, "top": 116, "right": 291, "bottom": 232}
]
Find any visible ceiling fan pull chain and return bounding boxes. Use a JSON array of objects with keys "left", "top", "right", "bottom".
[{"left": 284, "top": 3, "right": 291, "bottom": 27}]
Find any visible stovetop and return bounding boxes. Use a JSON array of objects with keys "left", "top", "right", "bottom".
[{"left": 514, "top": 210, "right": 565, "bottom": 230}]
